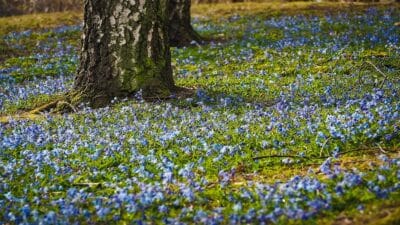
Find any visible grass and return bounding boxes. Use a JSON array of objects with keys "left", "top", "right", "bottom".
[
  {"left": 0, "top": 11, "right": 81, "bottom": 36},
  {"left": 0, "top": 1, "right": 400, "bottom": 224},
  {"left": 1, "top": 2, "right": 399, "bottom": 36},
  {"left": 192, "top": 1, "right": 400, "bottom": 19}
]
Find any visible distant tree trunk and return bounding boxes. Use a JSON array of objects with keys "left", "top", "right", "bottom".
[
  {"left": 72, "top": 0, "right": 176, "bottom": 107},
  {"left": 168, "top": 0, "right": 202, "bottom": 47}
]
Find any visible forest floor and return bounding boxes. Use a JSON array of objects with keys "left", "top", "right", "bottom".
[{"left": 1, "top": 1, "right": 400, "bottom": 224}]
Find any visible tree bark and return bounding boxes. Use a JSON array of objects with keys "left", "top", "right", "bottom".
[
  {"left": 168, "top": 0, "right": 201, "bottom": 47},
  {"left": 73, "top": 0, "right": 176, "bottom": 107}
]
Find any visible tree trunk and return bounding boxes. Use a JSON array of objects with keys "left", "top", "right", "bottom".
[
  {"left": 73, "top": 0, "right": 176, "bottom": 107},
  {"left": 168, "top": 0, "right": 201, "bottom": 47}
]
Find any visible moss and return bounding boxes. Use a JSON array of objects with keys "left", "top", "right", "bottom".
[
  {"left": 135, "top": 58, "right": 172, "bottom": 98},
  {"left": 114, "top": 43, "right": 173, "bottom": 99}
]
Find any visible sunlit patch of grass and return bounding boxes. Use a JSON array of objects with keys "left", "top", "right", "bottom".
[
  {"left": 0, "top": 11, "right": 81, "bottom": 36},
  {"left": 1, "top": 2, "right": 398, "bottom": 36},
  {"left": 192, "top": 1, "right": 400, "bottom": 20}
]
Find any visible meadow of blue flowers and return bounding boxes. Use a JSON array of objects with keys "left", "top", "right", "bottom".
[{"left": 0, "top": 6, "right": 399, "bottom": 224}]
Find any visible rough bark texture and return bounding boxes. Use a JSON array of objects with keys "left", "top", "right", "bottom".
[
  {"left": 73, "top": 0, "right": 176, "bottom": 107},
  {"left": 168, "top": 0, "right": 202, "bottom": 47}
]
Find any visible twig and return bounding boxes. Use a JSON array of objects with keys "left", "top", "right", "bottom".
[
  {"left": 303, "top": 160, "right": 370, "bottom": 167},
  {"left": 319, "top": 137, "right": 331, "bottom": 157},
  {"left": 29, "top": 100, "right": 60, "bottom": 114},
  {"left": 365, "top": 60, "right": 388, "bottom": 89},
  {"left": 58, "top": 101, "right": 78, "bottom": 113},
  {"left": 376, "top": 143, "right": 387, "bottom": 154},
  {"left": 337, "top": 146, "right": 397, "bottom": 156},
  {"left": 252, "top": 146, "right": 398, "bottom": 161},
  {"left": 73, "top": 182, "right": 102, "bottom": 188},
  {"left": 252, "top": 154, "right": 328, "bottom": 161}
]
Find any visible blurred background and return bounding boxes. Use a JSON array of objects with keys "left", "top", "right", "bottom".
[
  {"left": 1, "top": 0, "right": 83, "bottom": 16},
  {"left": 0, "top": 0, "right": 397, "bottom": 17}
]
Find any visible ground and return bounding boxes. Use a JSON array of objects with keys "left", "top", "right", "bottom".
[{"left": 0, "top": 1, "right": 400, "bottom": 224}]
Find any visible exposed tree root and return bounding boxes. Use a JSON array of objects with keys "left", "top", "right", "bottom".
[
  {"left": 27, "top": 95, "right": 76, "bottom": 114},
  {"left": 29, "top": 99, "right": 61, "bottom": 114},
  {"left": 0, "top": 96, "right": 66, "bottom": 124},
  {"left": 0, "top": 86, "right": 197, "bottom": 124}
]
